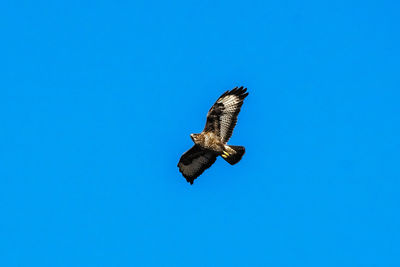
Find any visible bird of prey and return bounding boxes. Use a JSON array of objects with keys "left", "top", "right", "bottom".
[{"left": 177, "top": 86, "right": 249, "bottom": 184}]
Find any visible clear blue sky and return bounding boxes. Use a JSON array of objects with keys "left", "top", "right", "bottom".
[{"left": 1, "top": 0, "right": 399, "bottom": 266}]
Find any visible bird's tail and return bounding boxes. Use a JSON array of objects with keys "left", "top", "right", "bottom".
[{"left": 221, "top": 145, "right": 245, "bottom": 165}]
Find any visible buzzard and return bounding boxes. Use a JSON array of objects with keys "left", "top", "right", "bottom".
[{"left": 177, "top": 86, "right": 249, "bottom": 184}]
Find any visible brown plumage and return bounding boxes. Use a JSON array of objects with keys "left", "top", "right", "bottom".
[{"left": 177, "top": 87, "right": 249, "bottom": 184}]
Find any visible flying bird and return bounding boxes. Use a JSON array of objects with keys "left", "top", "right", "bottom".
[{"left": 177, "top": 86, "right": 249, "bottom": 184}]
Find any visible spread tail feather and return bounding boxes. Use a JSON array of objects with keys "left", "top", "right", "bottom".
[{"left": 221, "top": 145, "right": 245, "bottom": 165}]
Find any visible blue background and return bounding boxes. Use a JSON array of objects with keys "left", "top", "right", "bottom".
[{"left": 1, "top": 0, "right": 399, "bottom": 266}]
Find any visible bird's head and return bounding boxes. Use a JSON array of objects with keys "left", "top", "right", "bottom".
[{"left": 190, "top": 133, "right": 200, "bottom": 143}]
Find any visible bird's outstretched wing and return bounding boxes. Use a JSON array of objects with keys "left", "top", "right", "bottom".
[
  {"left": 177, "top": 145, "right": 217, "bottom": 184},
  {"left": 204, "top": 87, "right": 249, "bottom": 143}
]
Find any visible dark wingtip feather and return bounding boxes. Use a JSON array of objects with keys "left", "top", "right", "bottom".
[
  {"left": 230, "top": 87, "right": 239, "bottom": 94},
  {"left": 220, "top": 90, "right": 230, "bottom": 98},
  {"left": 219, "top": 86, "right": 249, "bottom": 100},
  {"left": 229, "top": 86, "right": 247, "bottom": 94},
  {"left": 232, "top": 86, "right": 248, "bottom": 99}
]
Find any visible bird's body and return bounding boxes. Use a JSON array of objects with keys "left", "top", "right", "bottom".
[
  {"left": 190, "top": 132, "right": 224, "bottom": 152},
  {"left": 178, "top": 87, "right": 249, "bottom": 184}
]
